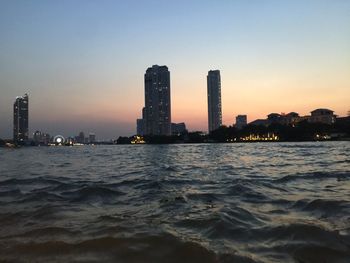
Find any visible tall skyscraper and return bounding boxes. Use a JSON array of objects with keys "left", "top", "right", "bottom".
[
  {"left": 143, "top": 65, "right": 171, "bottom": 135},
  {"left": 207, "top": 70, "right": 222, "bottom": 132},
  {"left": 13, "top": 94, "right": 29, "bottom": 143}
]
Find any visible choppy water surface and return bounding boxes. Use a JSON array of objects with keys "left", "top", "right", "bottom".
[{"left": 0, "top": 142, "right": 349, "bottom": 263}]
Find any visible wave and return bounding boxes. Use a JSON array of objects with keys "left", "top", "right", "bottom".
[
  {"left": 1, "top": 227, "right": 79, "bottom": 240},
  {"left": 225, "top": 182, "right": 274, "bottom": 204},
  {"left": 1, "top": 143, "right": 349, "bottom": 262},
  {"left": 275, "top": 171, "right": 350, "bottom": 183},
  {"left": 0, "top": 233, "right": 258, "bottom": 263},
  {"left": 256, "top": 223, "right": 346, "bottom": 243},
  {"left": 0, "top": 177, "right": 63, "bottom": 186},
  {"left": 292, "top": 198, "right": 350, "bottom": 217},
  {"left": 278, "top": 143, "right": 327, "bottom": 149},
  {"left": 62, "top": 186, "right": 125, "bottom": 202},
  {"left": 0, "top": 189, "right": 22, "bottom": 197},
  {"left": 16, "top": 191, "right": 64, "bottom": 203}
]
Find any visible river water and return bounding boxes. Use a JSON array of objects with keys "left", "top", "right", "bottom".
[{"left": 0, "top": 142, "right": 349, "bottom": 262}]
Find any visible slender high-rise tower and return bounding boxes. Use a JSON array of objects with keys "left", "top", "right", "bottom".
[
  {"left": 144, "top": 65, "right": 171, "bottom": 135},
  {"left": 207, "top": 70, "right": 222, "bottom": 132},
  {"left": 13, "top": 93, "right": 29, "bottom": 143}
]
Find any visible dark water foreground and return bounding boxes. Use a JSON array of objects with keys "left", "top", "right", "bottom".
[{"left": 0, "top": 142, "right": 349, "bottom": 263}]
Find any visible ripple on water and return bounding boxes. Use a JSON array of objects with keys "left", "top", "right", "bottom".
[{"left": 0, "top": 142, "right": 349, "bottom": 262}]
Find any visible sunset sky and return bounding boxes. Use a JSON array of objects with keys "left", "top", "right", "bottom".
[{"left": 1, "top": 0, "right": 349, "bottom": 139}]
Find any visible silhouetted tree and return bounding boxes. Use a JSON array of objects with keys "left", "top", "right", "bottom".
[
  {"left": 187, "top": 132, "right": 207, "bottom": 143},
  {"left": 241, "top": 124, "right": 267, "bottom": 137},
  {"left": 144, "top": 135, "right": 178, "bottom": 144},
  {"left": 206, "top": 120, "right": 349, "bottom": 142},
  {"left": 116, "top": 136, "right": 131, "bottom": 144},
  {"left": 209, "top": 125, "right": 232, "bottom": 142}
]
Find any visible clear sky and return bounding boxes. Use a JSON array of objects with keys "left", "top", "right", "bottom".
[{"left": 1, "top": 0, "right": 349, "bottom": 139}]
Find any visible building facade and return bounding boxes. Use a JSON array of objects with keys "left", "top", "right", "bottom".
[
  {"left": 171, "top": 122, "right": 187, "bottom": 135},
  {"left": 309, "top": 108, "right": 336, "bottom": 125},
  {"left": 235, "top": 115, "right": 247, "bottom": 129},
  {"left": 89, "top": 133, "right": 96, "bottom": 143},
  {"left": 137, "top": 119, "right": 145, "bottom": 135},
  {"left": 280, "top": 112, "right": 300, "bottom": 126},
  {"left": 136, "top": 107, "right": 146, "bottom": 135},
  {"left": 207, "top": 70, "right": 222, "bottom": 133},
  {"left": 13, "top": 94, "right": 29, "bottom": 143},
  {"left": 76, "top": 131, "right": 85, "bottom": 144},
  {"left": 143, "top": 65, "right": 171, "bottom": 135},
  {"left": 267, "top": 113, "right": 282, "bottom": 123},
  {"left": 33, "top": 130, "right": 50, "bottom": 145}
]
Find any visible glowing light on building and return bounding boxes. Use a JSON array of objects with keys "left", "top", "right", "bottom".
[
  {"left": 131, "top": 136, "right": 146, "bottom": 144},
  {"left": 226, "top": 133, "right": 279, "bottom": 142}
]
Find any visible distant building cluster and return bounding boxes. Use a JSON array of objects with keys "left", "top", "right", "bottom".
[
  {"left": 32, "top": 130, "right": 97, "bottom": 146},
  {"left": 11, "top": 96, "right": 97, "bottom": 146},
  {"left": 33, "top": 130, "right": 51, "bottom": 145},
  {"left": 243, "top": 108, "right": 336, "bottom": 128},
  {"left": 71, "top": 131, "right": 96, "bottom": 144}
]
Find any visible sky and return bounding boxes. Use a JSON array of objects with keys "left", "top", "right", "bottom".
[{"left": 0, "top": 0, "right": 349, "bottom": 139}]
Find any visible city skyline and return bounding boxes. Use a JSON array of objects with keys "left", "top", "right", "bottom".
[
  {"left": 7, "top": 89, "right": 347, "bottom": 142},
  {"left": 1, "top": 0, "right": 349, "bottom": 139}
]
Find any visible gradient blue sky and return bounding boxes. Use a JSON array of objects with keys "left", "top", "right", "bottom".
[{"left": 1, "top": 0, "right": 349, "bottom": 139}]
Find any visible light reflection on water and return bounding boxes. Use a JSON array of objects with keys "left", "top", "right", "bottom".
[{"left": 0, "top": 142, "right": 349, "bottom": 262}]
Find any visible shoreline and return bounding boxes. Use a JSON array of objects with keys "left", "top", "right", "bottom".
[{"left": 1, "top": 138, "right": 349, "bottom": 148}]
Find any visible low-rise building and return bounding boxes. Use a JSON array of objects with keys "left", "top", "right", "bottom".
[
  {"left": 33, "top": 130, "right": 50, "bottom": 145},
  {"left": 308, "top": 108, "right": 335, "bottom": 125},
  {"left": 235, "top": 115, "right": 247, "bottom": 129},
  {"left": 89, "top": 133, "right": 96, "bottom": 143},
  {"left": 280, "top": 112, "right": 300, "bottom": 126},
  {"left": 171, "top": 122, "right": 187, "bottom": 135},
  {"left": 77, "top": 131, "right": 85, "bottom": 144},
  {"left": 267, "top": 113, "right": 282, "bottom": 124},
  {"left": 249, "top": 119, "right": 269, "bottom": 126}
]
